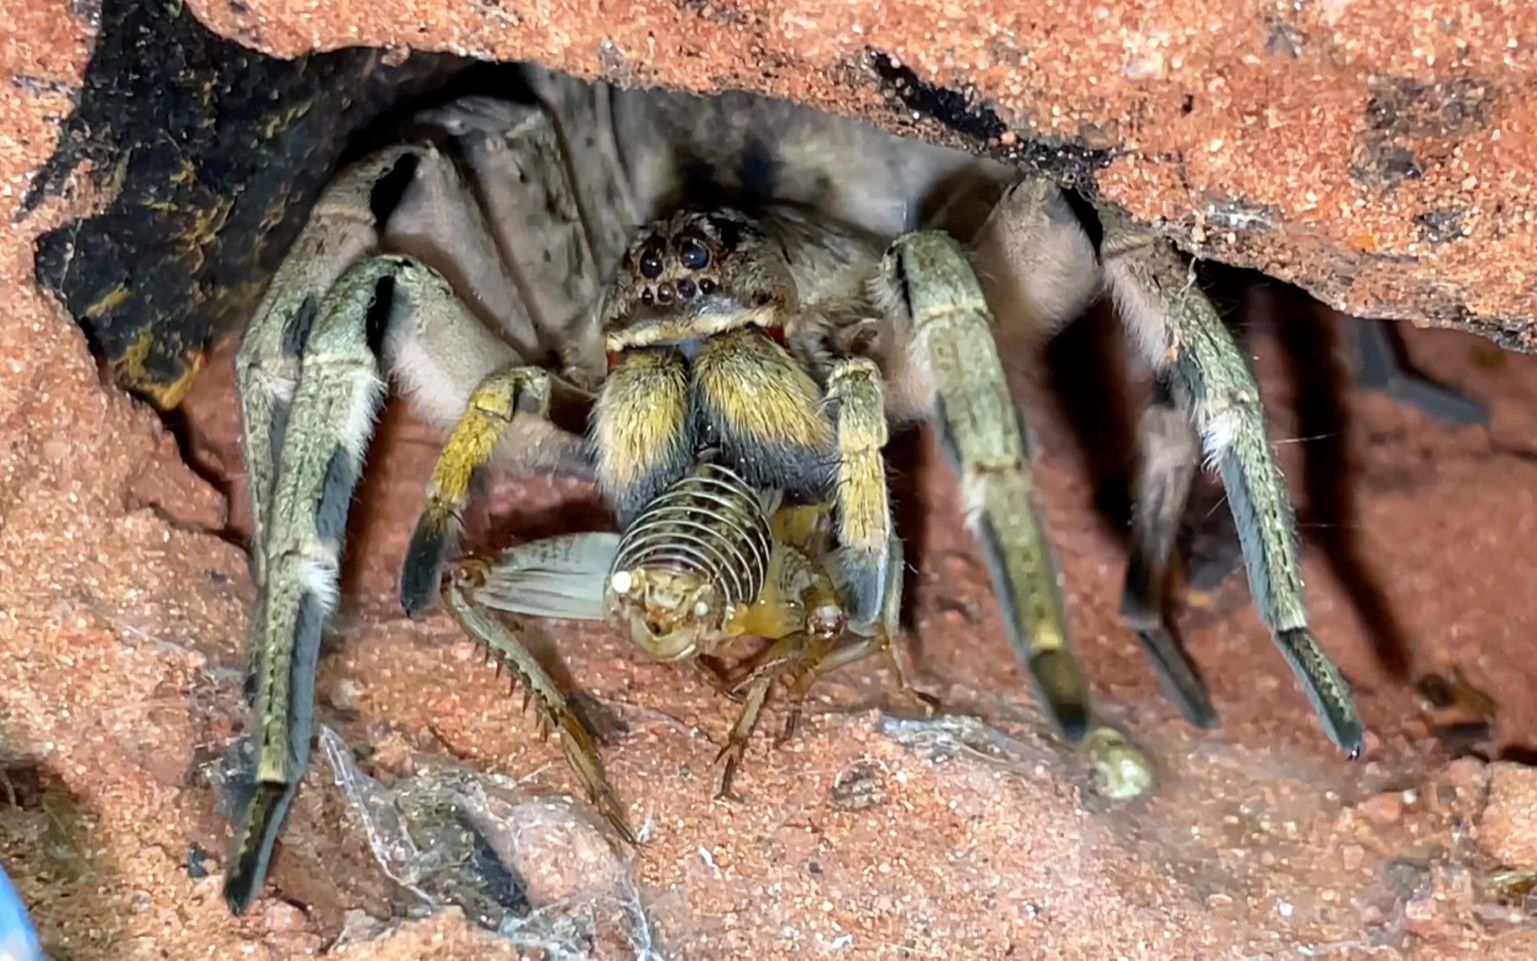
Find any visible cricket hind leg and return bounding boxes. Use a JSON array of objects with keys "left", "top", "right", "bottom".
[{"left": 444, "top": 558, "right": 635, "bottom": 842}]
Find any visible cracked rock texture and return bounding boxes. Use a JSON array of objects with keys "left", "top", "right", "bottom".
[{"left": 184, "top": 0, "right": 1537, "bottom": 350}]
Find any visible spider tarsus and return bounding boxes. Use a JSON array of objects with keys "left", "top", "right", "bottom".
[
  {"left": 1277, "top": 627, "right": 1366, "bottom": 758},
  {"left": 1028, "top": 649, "right": 1092, "bottom": 743},
  {"left": 1121, "top": 561, "right": 1217, "bottom": 728},
  {"left": 223, "top": 781, "right": 295, "bottom": 916},
  {"left": 400, "top": 518, "right": 451, "bottom": 615},
  {"left": 1133, "top": 628, "right": 1218, "bottom": 729}
]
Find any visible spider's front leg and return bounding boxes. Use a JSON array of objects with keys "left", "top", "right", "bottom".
[
  {"left": 229, "top": 147, "right": 445, "bottom": 914},
  {"left": 872, "top": 232, "right": 1092, "bottom": 740},
  {"left": 235, "top": 146, "right": 418, "bottom": 590},
  {"left": 228, "top": 245, "right": 556, "bottom": 913},
  {"left": 228, "top": 95, "right": 611, "bottom": 910},
  {"left": 226, "top": 256, "right": 390, "bottom": 914},
  {"left": 822, "top": 356, "right": 896, "bottom": 632},
  {"left": 229, "top": 222, "right": 564, "bottom": 905},
  {"left": 1096, "top": 203, "right": 1365, "bottom": 756},
  {"left": 398, "top": 361, "right": 593, "bottom": 614},
  {"left": 973, "top": 179, "right": 1216, "bottom": 727}
]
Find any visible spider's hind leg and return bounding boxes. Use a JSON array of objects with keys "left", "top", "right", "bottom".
[
  {"left": 1119, "top": 376, "right": 1217, "bottom": 727},
  {"left": 874, "top": 229, "right": 1092, "bottom": 741},
  {"left": 1097, "top": 203, "right": 1364, "bottom": 756}
]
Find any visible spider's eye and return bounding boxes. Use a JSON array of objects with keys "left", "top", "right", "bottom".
[
  {"left": 677, "top": 237, "right": 710, "bottom": 271},
  {"left": 639, "top": 244, "right": 664, "bottom": 279}
]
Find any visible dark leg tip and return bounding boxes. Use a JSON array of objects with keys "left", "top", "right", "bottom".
[
  {"left": 399, "top": 522, "right": 450, "bottom": 615},
  {"left": 1275, "top": 627, "right": 1366, "bottom": 759},
  {"left": 1029, "top": 649, "right": 1092, "bottom": 742},
  {"left": 222, "top": 782, "right": 294, "bottom": 916},
  {"left": 223, "top": 877, "right": 258, "bottom": 917},
  {"left": 1329, "top": 712, "right": 1367, "bottom": 760},
  {"left": 1134, "top": 628, "right": 1218, "bottom": 729}
]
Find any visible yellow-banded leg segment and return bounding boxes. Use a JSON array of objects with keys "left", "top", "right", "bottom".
[
  {"left": 880, "top": 230, "right": 1091, "bottom": 740},
  {"left": 400, "top": 364, "right": 561, "bottom": 614},
  {"left": 1120, "top": 376, "right": 1216, "bottom": 727},
  {"left": 823, "top": 357, "right": 894, "bottom": 632},
  {"left": 236, "top": 146, "right": 420, "bottom": 587},
  {"left": 225, "top": 259, "right": 392, "bottom": 914},
  {"left": 1098, "top": 205, "right": 1363, "bottom": 756},
  {"left": 444, "top": 560, "right": 634, "bottom": 842}
]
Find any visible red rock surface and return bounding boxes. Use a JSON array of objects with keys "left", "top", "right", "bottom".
[
  {"left": 6, "top": 2, "right": 1537, "bottom": 960},
  {"left": 185, "top": 0, "right": 1537, "bottom": 348}
]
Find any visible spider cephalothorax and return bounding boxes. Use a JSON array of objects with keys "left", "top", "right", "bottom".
[
  {"left": 595, "top": 208, "right": 849, "bottom": 528},
  {"left": 223, "top": 64, "right": 1363, "bottom": 916}
]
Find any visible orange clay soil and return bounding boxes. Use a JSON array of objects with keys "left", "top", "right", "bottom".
[
  {"left": 9, "top": 250, "right": 1537, "bottom": 961},
  {"left": 7, "top": 5, "right": 1537, "bottom": 960}
]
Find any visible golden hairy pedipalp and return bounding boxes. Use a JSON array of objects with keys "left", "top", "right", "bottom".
[
  {"left": 590, "top": 346, "right": 693, "bottom": 522},
  {"left": 691, "top": 327, "right": 836, "bottom": 493},
  {"left": 398, "top": 363, "right": 558, "bottom": 615}
]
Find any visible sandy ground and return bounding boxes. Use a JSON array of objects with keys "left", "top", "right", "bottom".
[{"left": 6, "top": 5, "right": 1537, "bottom": 960}]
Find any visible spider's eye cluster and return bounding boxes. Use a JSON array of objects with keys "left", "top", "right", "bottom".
[
  {"left": 639, "top": 245, "right": 664, "bottom": 279},
  {"left": 678, "top": 237, "right": 710, "bottom": 270},
  {"left": 629, "top": 226, "right": 722, "bottom": 310}
]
